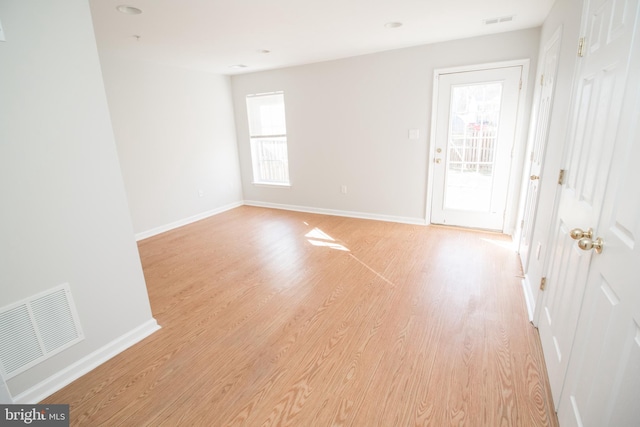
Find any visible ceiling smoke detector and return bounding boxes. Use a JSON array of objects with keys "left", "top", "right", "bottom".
[
  {"left": 384, "top": 22, "right": 403, "bottom": 29},
  {"left": 117, "top": 5, "right": 142, "bottom": 15}
]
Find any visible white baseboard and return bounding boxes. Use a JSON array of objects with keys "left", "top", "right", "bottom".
[
  {"left": 243, "top": 200, "right": 427, "bottom": 226},
  {"left": 521, "top": 276, "right": 536, "bottom": 323},
  {"left": 13, "top": 318, "right": 160, "bottom": 404},
  {"left": 135, "top": 201, "right": 243, "bottom": 241},
  {"left": 136, "top": 201, "right": 425, "bottom": 242}
]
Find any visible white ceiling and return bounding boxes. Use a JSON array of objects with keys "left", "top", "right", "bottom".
[{"left": 89, "top": 0, "right": 556, "bottom": 75}]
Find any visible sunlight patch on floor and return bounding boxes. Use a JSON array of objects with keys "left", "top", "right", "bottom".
[
  {"left": 304, "top": 226, "right": 394, "bottom": 285},
  {"left": 480, "top": 237, "right": 514, "bottom": 251}
]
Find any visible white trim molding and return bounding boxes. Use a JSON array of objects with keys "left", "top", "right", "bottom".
[
  {"left": 12, "top": 319, "right": 160, "bottom": 404},
  {"left": 244, "top": 200, "right": 427, "bottom": 226},
  {"left": 521, "top": 276, "right": 536, "bottom": 323},
  {"left": 135, "top": 201, "right": 243, "bottom": 241}
]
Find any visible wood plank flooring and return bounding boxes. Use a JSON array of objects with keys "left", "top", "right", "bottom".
[{"left": 44, "top": 206, "right": 557, "bottom": 426}]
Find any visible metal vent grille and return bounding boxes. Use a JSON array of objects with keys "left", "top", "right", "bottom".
[
  {"left": 0, "top": 306, "right": 43, "bottom": 376},
  {"left": 484, "top": 15, "right": 515, "bottom": 25},
  {"left": 0, "top": 284, "right": 84, "bottom": 379},
  {"left": 31, "top": 288, "right": 79, "bottom": 353}
]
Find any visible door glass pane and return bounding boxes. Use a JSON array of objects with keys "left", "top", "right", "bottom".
[{"left": 445, "top": 82, "right": 503, "bottom": 211}]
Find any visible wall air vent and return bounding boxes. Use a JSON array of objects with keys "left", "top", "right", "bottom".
[
  {"left": 484, "top": 15, "right": 515, "bottom": 25},
  {"left": 0, "top": 284, "right": 84, "bottom": 379}
]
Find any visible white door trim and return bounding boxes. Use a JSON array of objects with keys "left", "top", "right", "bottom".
[
  {"left": 517, "top": 24, "right": 563, "bottom": 267},
  {"left": 426, "top": 59, "right": 530, "bottom": 234}
]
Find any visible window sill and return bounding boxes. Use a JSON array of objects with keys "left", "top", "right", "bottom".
[{"left": 252, "top": 182, "right": 292, "bottom": 189}]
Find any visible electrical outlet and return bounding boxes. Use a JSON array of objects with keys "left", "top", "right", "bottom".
[
  {"left": 198, "top": 189, "right": 204, "bottom": 198},
  {"left": 341, "top": 185, "right": 347, "bottom": 194}
]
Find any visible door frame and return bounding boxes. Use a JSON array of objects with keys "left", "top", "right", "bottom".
[
  {"left": 517, "top": 25, "right": 563, "bottom": 270},
  {"left": 516, "top": 26, "right": 565, "bottom": 321},
  {"left": 426, "top": 59, "right": 531, "bottom": 234}
]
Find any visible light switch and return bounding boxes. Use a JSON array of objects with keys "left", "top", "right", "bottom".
[
  {"left": 408, "top": 129, "right": 420, "bottom": 140},
  {"left": 0, "top": 18, "right": 5, "bottom": 42}
]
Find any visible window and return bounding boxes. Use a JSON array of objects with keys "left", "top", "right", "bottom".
[{"left": 246, "top": 92, "right": 290, "bottom": 186}]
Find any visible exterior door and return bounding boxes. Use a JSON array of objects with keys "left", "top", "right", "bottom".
[
  {"left": 431, "top": 66, "right": 522, "bottom": 231},
  {"left": 557, "top": 0, "right": 640, "bottom": 424},
  {"left": 537, "top": 0, "right": 640, "bottom": 411},
  {"left": 519, "top": 28, "right": 562, "bottom": 270}
]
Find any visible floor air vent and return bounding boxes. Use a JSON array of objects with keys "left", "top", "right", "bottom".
[{"left": 0, "top": 284, "right": 84, "bottom": 379}]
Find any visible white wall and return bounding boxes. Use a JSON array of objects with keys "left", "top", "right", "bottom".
[
  {"left": 519, "top": 0, "right": 584, "bottom": 316},
  {"left": 0, "top": 376, "right": 10, "bottom": 404},
  {"left": 98, "top": 54, "right": 243, "bottom": 238},
  {"left": 231, "top": 28, "right": 540, "bottom": 225},
  {"left": 0, "top": 0, "right": 156, "bottom": 399}
]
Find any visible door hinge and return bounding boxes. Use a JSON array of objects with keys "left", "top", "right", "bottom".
[
  {"left": 540, "top": 74, "right": 545, "bottom": 86},
  {"left": 578, "top": 37, "right": 586, "bottom": 57},
  {"left": 558, "top": 169, "right": 566, "bottom": 185},
  {"left": 519, "top": 79, "right": 523, "bottom": 90},
  {"left": 521, "top": 219, "right": 525, "bottom": 228},
  {"left": 540, "top": 277, "right": 547, "bottom": 291}
]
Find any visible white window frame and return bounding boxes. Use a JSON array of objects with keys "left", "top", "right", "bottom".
[{"left": 246, "top": 91, "right": 291, "bottom": 187}]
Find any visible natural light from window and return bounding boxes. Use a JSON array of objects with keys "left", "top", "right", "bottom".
[
  {"left": 480, "top": 237, "right": 514, "bottom": 251},
  {"left": 305, "top": 227, "right": 349, "bottom": 251},
  {"left": 246, "top": 92, "right": 290, "bottom": 186},
  {"left": 302, "top": 225, "right": 395, "bottom": 286}
]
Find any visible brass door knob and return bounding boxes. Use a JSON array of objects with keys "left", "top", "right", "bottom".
[
  {"left": 578, "top": 237, "right": 604, "bottom": 254},
  {"left": 570, "top": 227, "right": 593, "bottom": 240},
  {"left": 434, "top": 158, "right": 442, "bottom": 164}
]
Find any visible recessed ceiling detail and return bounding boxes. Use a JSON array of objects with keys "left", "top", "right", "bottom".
[
  {"left": 90, "top": 0, "right": 554, "bottom": 75},
  {"left": 116, "top": 5, "right": 142, "bottom": 15}
]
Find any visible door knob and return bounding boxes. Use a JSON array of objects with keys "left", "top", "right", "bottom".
[
  {"left": 530, "top": 175, "right": 540, "bottom": 180},
  {"left": 578, "top": 237, "right": 604, "bottom": 254},
  {"left": 570, "top": 227, "right": 593, "bottom": 240},
  {"left": 434, "top": 158, "right": 442, "bottom": 164}
]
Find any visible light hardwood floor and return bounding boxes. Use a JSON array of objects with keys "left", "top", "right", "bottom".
[{"left": 45, "top": 206, "right": 557, "bottom": 426}]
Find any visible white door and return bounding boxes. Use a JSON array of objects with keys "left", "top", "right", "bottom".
[
  {"left": 537, "top": 0, "right": 640, "bottom": 411},
  {"left": 519, "top": 28, "right": 562, "bottom": 270},
  {"left": 431, "top": 66, "right": 522, "bottom": 230},
  {"left": 557, "top": 0, "right": 640, "bottom": 424}
]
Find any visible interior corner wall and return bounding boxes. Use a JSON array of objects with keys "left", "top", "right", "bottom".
[
  {"left": 231, "top": 28, "right": 541, "bottom": 223},
  {"left": 0, "top": 0, "right": 156, "bottom": 398},
  {"left": 521, "top": 0, "right": 584, "bottom": 314},
  {"left": 97, "top": 53, "right": 243, "bottom": 237}
]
